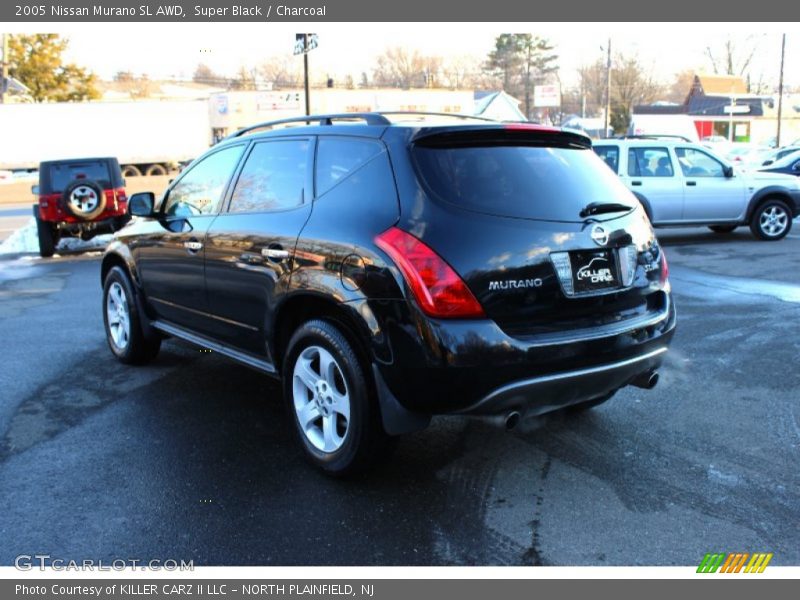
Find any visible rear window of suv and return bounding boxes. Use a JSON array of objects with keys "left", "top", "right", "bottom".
[
  {"left": 48, "top": 161, "right": 111, "bottom": 193},
  {"left": 413, "top": 143, "right": 635, "bottom": 222}
]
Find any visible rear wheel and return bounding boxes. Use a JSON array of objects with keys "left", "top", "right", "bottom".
[
  {"left": 750, "top": 199, "right": 792, "bottom": 241},
  {"left": 283, "top": 319, "right": 390, "bottom": 476},
  {"left": 708, "top": 225, "right": 737, "bottom": 233},
  {"left": 121, "top": 165, "right": 142, "bottom": 177},
  {"left": 103, "top": 266, "right": 161, "bottom": 364},
  {"left": 144, "top": 164, "right": 168, "bottom": 177},
  {"left": 35, "top": 214, "right": 57, "bottom": 257}
]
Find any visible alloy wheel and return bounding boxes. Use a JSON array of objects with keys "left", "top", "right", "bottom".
[
  {"left": 106, "top": 282, "right": 130, "bottom": 350},
  {"left": 292, "top": 345, "right": 351, "bottom": 453},
  {"left": 759, "top": 205, "right": 789, "bottom": 237}
]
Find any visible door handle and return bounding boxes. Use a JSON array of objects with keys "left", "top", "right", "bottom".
[
  {"left": 631, "top": 181, "right": 642, "bottom": 186},
  {"left": 183, "top": 239, "right": 203, "bottom": 252},
  {"left": 262, "top": 247, "right": 289, "bottom": 261},
  {"left": 238, "top": 253, "right": 263, "bottom": 265},
  {"left": 686, "top": 181, "right": 697, "bottom": 186}
]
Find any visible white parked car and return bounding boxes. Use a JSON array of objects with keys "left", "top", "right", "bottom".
[{"left": 593, "top": 138, "right": 800, "bottom": 240}]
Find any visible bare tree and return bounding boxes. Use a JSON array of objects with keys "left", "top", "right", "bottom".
[
  {"left": 230, "top": 66, "right": 256, "bottom": 91},
  {"left": 664, "top": 69, "right": 695, "bottom": 104},
  {"left": 192, "top": 63, "right": 225, "bottom": 86},
  {"left": 704, "top": 35, "right": 764, "bottom": 78},
  {"left": 372, "top": 47, "right": 442, "bottom": 88},
  {"left": 611, "top": 55, "right": 664, "bottom": 131},
  {"left": 113, "top": 70, "right": 156, "bottom": 99},
  {"left": 577, "top": 60, "right": 607, "bottom": 116},
  {"left": 577, "top": 54, "right": 664, "bottom": 132},
  {"left": 440, "top": 54, "right": 480, "bottom": 89},
  {"left": 258, "top": 55, "right": 302, "bottom": 89}
]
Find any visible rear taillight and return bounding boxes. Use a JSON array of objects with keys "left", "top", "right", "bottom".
[{"left": 375, "top": 227, "right": 485, "bottom": 319}]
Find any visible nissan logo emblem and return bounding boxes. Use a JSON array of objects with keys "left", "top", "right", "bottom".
[{"left": 591, "top": 225, "right": 609, "bottom": 246}]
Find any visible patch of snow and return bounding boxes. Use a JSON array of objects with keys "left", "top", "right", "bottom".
[{"left": 0, "top": 218, "right": 112, "bottom": 256}]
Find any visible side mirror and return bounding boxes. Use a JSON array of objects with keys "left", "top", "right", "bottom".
[
  {"left": 129, "top": 192, "right": 156, "bottom": 217},
  {"left": 723, "top": 165, "right": 734, "bottom": 178},
  {"left": 762, "top": 160, "right": 774, "bottom": 166},
  {"left": 31, "top": 185, "right": 40, "bottom": 195}
]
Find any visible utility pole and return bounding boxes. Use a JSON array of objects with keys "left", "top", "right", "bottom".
[
  {"left": 303, "top": 33, "right": 310, "bottom": 117},
  {"left": 728, "top": 93, "right": 736, "bottom": 142},
  {"left": 1, "top": 33, "right": 9, "bottom": 105},
  {"left": 776, "top": 33, "right": 786, "bottom": 147},
  {"left": 604, "top": 38, "right": 611, "bottom": 138}
]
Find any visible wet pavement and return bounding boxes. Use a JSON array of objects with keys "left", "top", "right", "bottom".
[{"left": 0, "top": 226, "right": 798, "bottom": 566}]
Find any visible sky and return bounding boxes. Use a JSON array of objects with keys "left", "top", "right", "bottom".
[{"left": 5, "top": 23, "right": 798, "bottom": 91}]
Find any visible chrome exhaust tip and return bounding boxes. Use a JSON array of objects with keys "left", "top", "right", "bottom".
[
  {"left": 631, "top": 371, "right": 659, "bottom": 390},
  {"left": 505, "top": 411, "right": 521, "bottom": 431}
]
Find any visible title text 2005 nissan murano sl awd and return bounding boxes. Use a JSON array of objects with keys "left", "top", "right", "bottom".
[{"left": 101, "top": 113, "right": 675, "bottom": 475}]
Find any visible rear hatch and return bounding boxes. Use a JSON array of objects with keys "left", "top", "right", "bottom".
[
  {"left": 40, "top": 159, "right": 115, "bottom": 195},
  {"left": 403, "top": 125, "right": 668, "bottom": 336}
]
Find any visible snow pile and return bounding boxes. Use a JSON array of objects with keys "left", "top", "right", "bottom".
[{"left": 0, "top": 218, "right": 112, "bottom": 255}]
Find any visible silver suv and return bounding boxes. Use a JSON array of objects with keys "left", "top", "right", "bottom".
[{"left": 593, "top": 138, "right": 800, "bottom": 240}]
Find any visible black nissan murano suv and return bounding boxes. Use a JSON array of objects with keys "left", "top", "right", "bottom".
[{"left": 101, "top": 112, "right": 676, "bottom": 475}]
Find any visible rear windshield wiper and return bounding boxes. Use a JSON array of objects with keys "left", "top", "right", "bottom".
[{"left": 580, "top": 202, "right": 633, "bottom": 219}]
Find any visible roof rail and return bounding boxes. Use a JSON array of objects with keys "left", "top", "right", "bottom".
[
  {"left": 225, "top": 111, "right": 504, "bottom": 141},
  {"left": 613, "top": 134, "right": 693, "bottom": 142},
  {"left": 227, "top": 113, "right": 392, "bottom": 139}
]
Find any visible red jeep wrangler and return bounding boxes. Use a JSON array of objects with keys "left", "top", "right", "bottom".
[{"left": 32, "top": 157, "right": 130, "bottom": 257}]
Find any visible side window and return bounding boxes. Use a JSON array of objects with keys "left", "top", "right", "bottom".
[
  {"left": 229, "top": 140, "right": 309, "bottom": 213},
  {"left": 675, "top": 147, "right": 725, "bottom": 178},
  {"left": 627, "top": 147, "right": 674, "bottom": 177},
  {"left": 164, "top": 145, "right": 244, "bottom": 217},
  {"left": 315, "top": 137, "right": 385, "bottom": 197},
  {"left": 593, "top": 146, "right": 619, "bottom": 173}
]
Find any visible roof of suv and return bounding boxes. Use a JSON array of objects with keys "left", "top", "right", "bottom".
[
  {"left": 595, "top": 139, "right": 702, "bottom": 147},
  {"left": 217, "top": 112, "right": 592, "bottom": 147}
]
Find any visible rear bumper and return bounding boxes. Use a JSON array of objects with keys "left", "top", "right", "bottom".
[
  {"left": 373, "top": 289, "right": 676, "bottom": 417},
  {"left": 37, "top": 195, "right": 128, "bottom": 223},
  {"left": 457, "top": 346, "right": 667, "bottom": 417}
]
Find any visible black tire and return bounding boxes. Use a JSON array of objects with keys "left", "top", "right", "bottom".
[
  {"left": 145, "top": 164, "right": 168, "bottom": 177},
  {"left": 708, "top": 225, "right": 737, "bottom": 233},
  {"left": 121, "top": 165, "right": 142, "bottom": 177},
  {"left": 63, "top": 179, "right": 106, "bottom": 220},
  {"left": 282, "top": 319, "right": 390, "bottom": 476},
  {"left": 102, "top": 266, "right": 161, "bottom": 365},
  {"left": 567, "top": 391, "right": 616, "bottom": 413},
  {"left": 35, "top": 213, "right": 56, "bottom": 258},
  {"left": 749, "top": 198, "right": 793, "bottom": 241}
]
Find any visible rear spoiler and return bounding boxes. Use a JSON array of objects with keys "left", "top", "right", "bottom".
[{"left": 411, "top": 124, "right": 592, "bottom": 149}]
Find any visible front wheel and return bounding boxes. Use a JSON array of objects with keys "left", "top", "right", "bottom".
[
  {"left": 103, "top": 266, "right": 161, "bottom": 364},
  {"left": 283, "top": 319, "right": 390, "bottom": 476},
  {"left": 750, "top": 199, "right": 792, "bottom": 241}
]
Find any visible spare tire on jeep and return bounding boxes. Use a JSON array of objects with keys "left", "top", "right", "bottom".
[{"left": 63, "top": 179, "right": 106, "bottom": 221}]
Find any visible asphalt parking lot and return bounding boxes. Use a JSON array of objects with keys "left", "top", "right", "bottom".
[{"left": 0, "top": 226, "right": 798, "bottom": 566}]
